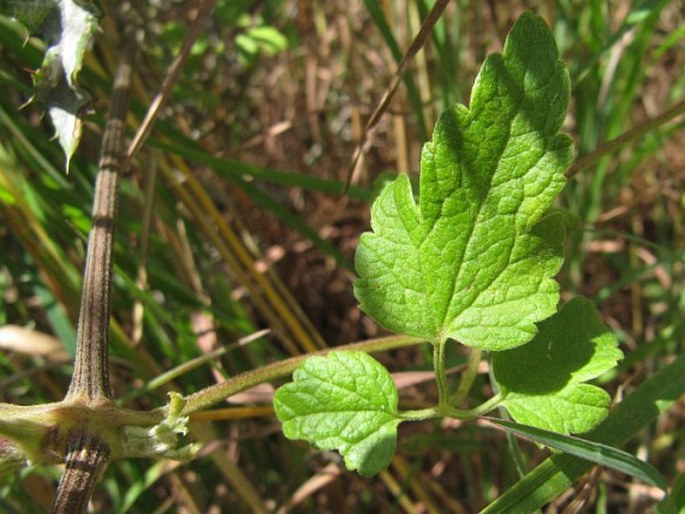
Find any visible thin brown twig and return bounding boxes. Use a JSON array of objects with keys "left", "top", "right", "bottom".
[
  {"left": 123, "top": 0, "right": 216, "bottom": 167},
  {"left": 132, "top": 152, "right": 158, "bottom": 345},
  {"left": 345, "top": 0, "right": 451, "bottom": 192},
  {"left": 567, "top": 97, "right": 685, "bottom": 179}
]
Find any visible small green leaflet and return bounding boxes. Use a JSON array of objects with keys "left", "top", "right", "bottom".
[
  {"left": 354, "top": 12, "right": 573, "bottom": 350},
  {"left": 493, "top": 297, "right": 623, "bottom": 434},
  {"left": 273, "top": 351, "right": 400, "bottom": 477}
]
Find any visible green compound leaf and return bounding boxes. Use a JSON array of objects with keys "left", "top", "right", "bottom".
[
  {"left": 493, "top": 297, "right": 623, "bottom": 434},
  {"left": 273, "top": 351, "right": 401, "bottom": 477},
  {"left": 354, "top": 12, "right": 573, "bottom": 350}
]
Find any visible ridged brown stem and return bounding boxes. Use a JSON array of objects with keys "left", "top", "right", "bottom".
[
  {"left": 49, "top": 430, "right": 110, "bottom": 514},
  {"left": 52, "top": 38, "right": 134, "bottom": 514},
  {"left": 65, "top": 44, "right": 133, "bottom": 403}
]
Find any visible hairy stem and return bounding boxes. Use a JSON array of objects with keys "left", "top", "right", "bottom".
[
  {"left": 53, "top": 37, "right": 134, "bottom": 514},
  {"left": 399, "top": 393, "right": 503, "bottom": 421},
  {"left": 180, "top": 334, "right": 424, "bottom": 416},
  {"left": 65, "top": 44, "right": 133, "bottom": 403},
  {"left": 49, "top": 430, "right": 110, "bottom": 514}
]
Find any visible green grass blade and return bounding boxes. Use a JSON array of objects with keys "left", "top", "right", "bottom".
[
  {"left": 572, "top": 0, "right": 668, "bottom": 86},
  {"left": 0, "top": 15, "right": 45, "bottom": 68},
  {"left": 146, "top": 138, "right": 357, "bottom": 269},
  {"left": 148, "top": 138, "right": 371, "bottom": 200},
  {"left": 490, "top": 418, "right": 667, "bottom": 490}
]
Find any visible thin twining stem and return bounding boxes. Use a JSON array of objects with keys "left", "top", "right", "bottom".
[
  {"left": 65, "top": 43, "right": 134, "bottom": 403},
  {"left": 180, "top": 334, "right": 424, "bottom": 416},
  {"left": 124, "top": 0, "right": 215, "bottom": 168}
]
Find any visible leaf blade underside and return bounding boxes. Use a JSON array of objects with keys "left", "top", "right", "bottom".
[
  {"left": 493, "top": 297, "right": 623, "bottom": 434},
  {"left": 273, "top": 351, "right": 401, "bottom": 477}
]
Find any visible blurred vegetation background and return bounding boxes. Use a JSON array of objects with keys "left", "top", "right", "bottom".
[{"left": 0, "top": 0, "right": 684, "bottom": 512}]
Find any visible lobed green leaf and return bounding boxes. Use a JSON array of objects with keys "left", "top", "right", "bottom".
[{"left": 354, "top": 12, "right": 573, "bottom": 350}]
